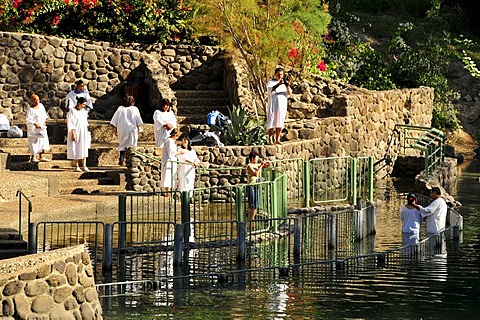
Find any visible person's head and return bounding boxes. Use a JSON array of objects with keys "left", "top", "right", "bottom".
[
  {"left": 75, "top": 80, "right": 86, "bottom": 92},
  {"left": 124, "top": 94, "right": 135, "bottom": 107},
  {"left": 248, "top": 150, "right": 260, "bottom": 163},
  {"left": 274, "top": 67, "right": 284, "bottom": 80},
  {"left": 76, "top": 96, "right": 87, "bottom": 109},
  {"left": 181, "top": 137, "right": 192, "bottom": 150},
  {"left": 406, "top": 193, "right": 416, "bottom": 205},
  {"left": 169, "top": 128, "right": 180, "bottom": 138},
  {"left": 430, "top": 187, "right": 441, "bottom": 199},
  {"left": 158, "top": 98, "right": 171, "bottom": 112},
  {"left": 30, "top": 94, "right": 40, "bottom": 106}
]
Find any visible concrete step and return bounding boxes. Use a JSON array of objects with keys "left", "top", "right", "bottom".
[
  {"left": 0, "top": 228, "right": 22, "bottom": 241},
  {"left": 176, "top": 97, "right": 231, "bottom": 107},
  {"left": 0, "top": 249, "right": 29, "bottom": 260},
  {"left": 0, "top": 239, "right": 28, "bottom": 250},
  {"left": 176, "top": 105, "right": 230, "bottom": 115},
  {"left": 174, "top": 90, "right": 229, "bottom": 99}
]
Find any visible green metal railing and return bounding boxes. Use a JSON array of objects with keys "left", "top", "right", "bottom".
[
  {"left": 395, "top": 124, "right": 445, "bottom": 177},
  {"left": 309, "top": 156, "right": 374, "bottom": 205}
]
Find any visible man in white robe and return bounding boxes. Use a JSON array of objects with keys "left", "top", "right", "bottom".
[
  {"left": 110, "top": 95, "right": 144, "bottom": 165},
  {"left": 412, "top": 186, "right": 448, "bottom": 235},
  {"left": 266, "top": 67, "right": 291, "bottom": 145},
  {"left": 153, "top": 98, "right": 177, "bottom": 148},
  {"left": 66, "top": 80, "right": 94, "bottom": 111}
]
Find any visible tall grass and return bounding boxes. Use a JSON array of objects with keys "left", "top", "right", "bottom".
[{"left": 332, "top": 0, "right": 439, "bottom": 17}]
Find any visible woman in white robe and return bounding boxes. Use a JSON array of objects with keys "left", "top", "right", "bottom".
[
  {"left": 153, "top": 98, "right": 177, "bottom": 148},
  {"left": 67, "top": 96, "right": 90, "bottom": 172},
  {"left": 110, "top": 94, "right": 144, "bottom": 165},
  {"left": 161, "top": 129, "right": 180, "bottom": 191},
  {"left": 26, "top": 94, "right": 50, "bottom": 162},
  {"left": 177, "top": 137, "right": 200, "bottom": 194},
  {"left": 266, "top": 67, "right": 291, "bottom": 145}
]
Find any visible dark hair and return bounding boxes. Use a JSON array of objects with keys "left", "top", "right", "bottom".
[
  {"left": 75, "top": 80, "right": 85, "bottom": 86},
  {"left": 124, "top": 94, "right": 135, "bottom": 107},
  {"left": 76, "top": 96, "right": 87, "bottom": 104},
  {"left": 274, "top": 67, "right": 284, "bottom": 75},
  {"left": 248, "top": 150, "right": 259, "bottom": 162},
  {"left": 407, "top": 193, "right": 416, "bottom": 205},
  {"left": 157, "top": 98, "right": 171, "bottom": 112},
  {"left": 182, "top": 137, "right": 192, "bottom": 151},
  {"left": 431, "top": 187, "right": 441, "bottom": 196},
  {"left": 169, "top": 128, "right": 178, "bottom": 137}
]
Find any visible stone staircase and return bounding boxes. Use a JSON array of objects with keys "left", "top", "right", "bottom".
[
  {"left": 174, "top": 90, "right": 231, "bottom": 128},
  {"left": 0, "top": 228, "right": 28, "bottom": 259}
]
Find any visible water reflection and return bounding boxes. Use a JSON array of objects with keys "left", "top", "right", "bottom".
[{"left": 103, "top": 160, "right": 480, "bottom": 320}]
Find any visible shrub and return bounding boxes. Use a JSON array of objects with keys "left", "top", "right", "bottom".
[{"left": 225, "top": 105, "right": 267, "bottom": 146}]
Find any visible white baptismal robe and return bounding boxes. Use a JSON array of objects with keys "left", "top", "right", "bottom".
[
  {"left": 266, "top": 79, "right": 289, "bottom": 130},
  {"left": 153, "top": 110, "right": 177, "bottom": 148},
  {"left": 66, "top": 89, "right": 93, "bottom": 111},
  {"left": 67, "top": 108, "right": 90, "bottom": 159},
  {"left": 26, "top": 103, "right": 50, "bottom": 155},
  {"left": 110, "top": 105, "right": 144, "bottom": 151},
  {"left": 177, "top": 148, "right": 200, "bottom": 192},
  {"left": 161, "top": 137, "right": 178, "bottom": 188}
]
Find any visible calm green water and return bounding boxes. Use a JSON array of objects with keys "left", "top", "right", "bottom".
[{"left": 103, "top": 160, "right": 480, "bottom": 319}]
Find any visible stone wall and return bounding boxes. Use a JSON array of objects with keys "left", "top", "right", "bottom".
[
  {"left": 0, "top": 245, "right": 102, "bottom": 319},
  {"left": 0, "top": 32, "right": 225, "bottom": 121}
]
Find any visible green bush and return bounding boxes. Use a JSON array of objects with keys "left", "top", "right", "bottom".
[{"left": 0, "top": 0, "right": 192, "bottom": 43}]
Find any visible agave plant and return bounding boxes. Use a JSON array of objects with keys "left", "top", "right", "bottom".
[{"left": 225, "top": 105, "right": 267, "bottom": 146}]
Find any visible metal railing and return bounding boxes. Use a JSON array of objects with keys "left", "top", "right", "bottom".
[
  {"left": 395, "top": 124, "right": 445, "bottom": 177},
  {"left": 16, "top": 190, "right": 32, "bottom": 240}
]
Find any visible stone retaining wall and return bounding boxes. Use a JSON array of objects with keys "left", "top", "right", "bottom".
[
  {"left": 0, "top": 32, "right": 224, "bottom": 121},
  {"left": 0, "top": 245, "right": 102, "bottom": 319}
]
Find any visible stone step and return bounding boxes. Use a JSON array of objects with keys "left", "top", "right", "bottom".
[
  {"left": 0, "top": 228, "right": 22, "bottom": 241},
  {"left": 0, "top": 248, "right": 29, "bottom": 260},
  {"left": 0, "top": 240, "right": 28, "bottom": 250},
  {"left": 176, "top": 97, "right": 231, "bottom": 107},
  {"left": 8, "top": 159, "right": 74, "bottom": 171},
  {"left": 176, "top": 105, "right": 230, "bottom": 115},
  {"left": 174, "top": 90, "right": 229, "bottom": 99}
]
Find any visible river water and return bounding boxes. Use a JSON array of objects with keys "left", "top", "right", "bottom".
[{"left": 103, "top": 160, "right": 480, "bottom": 319}]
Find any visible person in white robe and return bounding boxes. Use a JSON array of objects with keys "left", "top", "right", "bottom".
[
  {"left": 110, "top": 94, "right": 144, "bottom": 166},
  {"left": 400, "top": 193, "right": 422, "bottom": 246},
  {"left": 67, "top": 96, "right": 91, "bottom": 172},
  {"left": 161, "top": 129, "right": 181, "bottom": 191},
  {"left": 26, "top": 94, "right": 50, "bottom": 162},
  {"left": 266, "top": 67, "right": 291, "bottom": 145},
  {"left": 66, "top": 80, "right": 93, "bottom": 111},
  {"left": 153, "top": 98, "right": 177, "bottom": 148},
  {"left": 177, "top": 137, "right": 201, "bottom": 194}
]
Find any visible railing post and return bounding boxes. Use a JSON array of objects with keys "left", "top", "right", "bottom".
[
  {"left": 294, "top": 217, "right": 301, "bottom": 265},
  {"left": 181, "top": 191, "right": 191, "bottom": 243},
  {"left": 328, "top": 214, "right": 336, "bottom": 250},
  {"left": 103, "top": 224, "right": 113, "bottom": 273},
  {"left": 173, "top": 224, "right": 184, "bottom": 267},
  {"left": 282, "top": 174, "right": 288, "bottom": 217},
  {"left": 28, "top": 222, "right": 37, "bottom": 254},
  {"left": 118, "top": 195, "right": 127, "bottom": 249},
  {"left": 368, "top": 156, "right": 374, "bottom": 203},
  {"left": 237, "top": 222, "right": 246, "bottom": 262},
  {"left": 355, "top": 209, "right": 364, "bottom": 241},
  {"left": 351, "top": 158, "right": 357, "bottom": 204},
  {"left": 235, "top": 186, "right": 244, "bottom": 222},
  {"left": 303, "top": 161, "right": 310, "bottom": 207}
]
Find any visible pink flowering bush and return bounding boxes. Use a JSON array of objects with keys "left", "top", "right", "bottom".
[{"left": 0, "top": 0, "right": 192, "bottom": 43}]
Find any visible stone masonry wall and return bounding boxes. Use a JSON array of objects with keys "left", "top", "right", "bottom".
[
  {"left": 0, "top": 32, "right": 224, "bottom": 121},
  {"left": 0, "top": 245, "right": 102, "bottom": 319}
]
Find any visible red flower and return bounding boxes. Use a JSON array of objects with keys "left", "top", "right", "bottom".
[
  {"left": 125, "top": 5, "right": 131, "bottom": 12},
  {"left": 52, "top": 13, "right": 61, "bottom": 26},
  {"left": 13, "top": 0, "right": 19, "bottom": 8},
  {"left": 317, "top": 61, "right": 327, "bottom": 72},
  {"left": 288, "top": 48, "right": 301, "bottom": 59}
]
